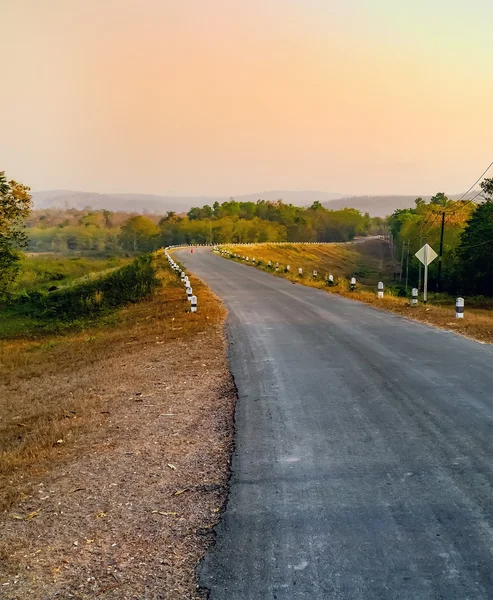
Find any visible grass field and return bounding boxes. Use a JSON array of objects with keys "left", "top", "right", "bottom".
[
  {"left": 219, "top": 241, "right": 493, "bottom": 344},
  {"left": 1, "top": 255, "right": 149, "bottom": 339},
  {"left": 0, "top": 252, "right": 235, "bottom": 598},
  {"left": 17, "top": 255, "right": 133, "bottom": 291}
]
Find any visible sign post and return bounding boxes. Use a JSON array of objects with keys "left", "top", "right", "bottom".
[{"left": 415, "top": 243, "right": 438, "bottom": 303}]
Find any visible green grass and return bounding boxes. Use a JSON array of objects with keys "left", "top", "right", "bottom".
[
  {"left": 0, "top": 255, "right": 159, "bottom": 340},
  {"left": 16, "top": 255, "right": 133, "bottom": 292}
]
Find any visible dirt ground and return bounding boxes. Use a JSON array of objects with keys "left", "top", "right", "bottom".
[{"left": 0, "top": 259, "right": 236, "bottom": 599}]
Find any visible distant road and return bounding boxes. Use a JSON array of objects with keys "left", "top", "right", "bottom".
[{"left": 177, "top": 249, "right": 493, "bottom": 600}]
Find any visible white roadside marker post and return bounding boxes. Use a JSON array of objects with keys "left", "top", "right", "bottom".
[
  {"left": 285, "top": 265, "right": 290, "bottom": 273},
  {"left": 180, "top": 271, "right": 186, "bottom": 281},
  {"left": 252, "top": 257, "right": 256, "bottom": 264},
  {"left": 328, "top": 274, "right": 334, "bottom": 286},
  {"left": 186, "top": 286, "right": 193, "bottom": 301},
  {"left": 456, "top": 297, "right": 464, "bottom": 319},
  {"left": 268, "top": 260, "right": 272, "bottom": 268},
  {"left": 377, "top": 281, "right": 384, "bottom": 299},
  {"left": 275, "top": 262, "right": 279, "bottom": 272},
  {"left": 298, "top": 267, "right": 303, "bottom": 276},
  {"left": 411, "top": 287, "right": 418, "bottom": 306},
  {"left": 350, "top": 277, "right": 356, "bottom": 291},
  {"left": 191, "top": 296, "right": 197, "bottom": 312},
  {"left": 313, "top": 270, "right": 318, "bottom": 279}
]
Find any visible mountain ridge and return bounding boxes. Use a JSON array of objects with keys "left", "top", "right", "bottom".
[{"left": 31, "top": 189, "right": 463, "bottom": 217}]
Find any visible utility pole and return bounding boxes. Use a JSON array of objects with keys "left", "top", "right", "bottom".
[
  {"left": 405, "top": 239, "right": 410, "bottom": 294},
  {"left": 399, "top": 241, "right": 405, "bottom": 283},
  {"left": 418, "top": 230, "right": 423, "bottom": 292},
  {"left": 423, "top": 244, "right": 429, "bottom": 303},
  {"left": 436, "top": 211, "right": 445, "bottom": 293},
  {"left": 390, "top": 234, "right": 397, "bottom": 280}
]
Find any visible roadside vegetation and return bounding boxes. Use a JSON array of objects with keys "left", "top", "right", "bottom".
[
  {"left": 388, "top": 182, "right": 493, "bottom": 297},
  {"left": 1, "top": 255, "right": 159, "bottom": 339},
  {"left": 16, "top": 255, "right": 132, "bottom": 291},
  {"left": 219, "top": 241, "right": 493, "bottom": 343}
]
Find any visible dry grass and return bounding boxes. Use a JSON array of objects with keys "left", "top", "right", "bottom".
[
  {"left": 221, "top": 242, "right": 493, "bottom": 344},
  {"left": 0, "top": 253, "right": 236, "bottom": 599},
  {"left": 224, "top": 239, "right": 393, "bottom": 285}
]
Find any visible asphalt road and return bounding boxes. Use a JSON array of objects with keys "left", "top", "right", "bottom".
[{"left": 176, "top": 249, "right": 493, "bottom": 600}]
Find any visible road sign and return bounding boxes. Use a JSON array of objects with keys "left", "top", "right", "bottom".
[
  {"left": 415, "top": 243, "right": 437, "bottom": 266},
  {"left": 415, "top": 244, "right": 437, "bottom": 302}
]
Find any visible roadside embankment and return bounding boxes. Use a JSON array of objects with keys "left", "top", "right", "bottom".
[
  {"left": 0, "top": 252, "right": 236, "bottom": 599},
  {"left": 218, "top": 242, "right": 493, "bottom": 344}
]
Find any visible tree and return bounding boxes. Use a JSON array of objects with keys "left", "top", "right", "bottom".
[
  {"left": 0, "top": 171, "right": 32, "bottom": 297},
  {"left": 455, "top": 182, "right": 493, "bottom": 296},
  {"left": 102, "top": 209, "right": 113, "bottom": 227},
  {"left": 118, "top": 216, "right": 160, "bottom": 252},
  {"left": 481, "top": 177, "right": 493, "bottom": 200},
  {"left": 430, "top": 192, "right": 450, "bottom": 207}
]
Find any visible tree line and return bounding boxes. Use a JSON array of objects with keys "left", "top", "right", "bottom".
[
  {"left": 25, "top": 199, "right": 384, "bottom": 254},
  {"left": 388, "top": 181, "right": 493, "bottom": 296},
  {"left": 1, "top": 169, "right": 492, "bottom": 298}
]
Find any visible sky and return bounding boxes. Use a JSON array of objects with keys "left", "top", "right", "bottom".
[{"left": 1, "top": 0, "right": 492, "bottom": 197}]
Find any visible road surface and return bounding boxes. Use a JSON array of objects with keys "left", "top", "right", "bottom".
[{"left": 176, "top": 249, "right": 493, "bottom": 600}]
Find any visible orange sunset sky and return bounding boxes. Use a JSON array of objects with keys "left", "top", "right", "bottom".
[{"left": 1, "top": 0, "right": 492, "bottom": 197}]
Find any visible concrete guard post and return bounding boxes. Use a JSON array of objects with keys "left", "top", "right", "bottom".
[{"left": 456, "top": 297, "right": 464, "bottom": 319}]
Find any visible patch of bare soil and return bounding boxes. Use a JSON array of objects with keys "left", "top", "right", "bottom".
[{"left": 0, "top": 267, "right": 236, "bottom": 599}]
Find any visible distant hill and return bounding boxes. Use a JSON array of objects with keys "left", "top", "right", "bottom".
[
  {"left": 235, "top": 190, "right": 344, "bottom": 204},
  {"left": 32, "top": 189, "right": 463, "bottom": 218},
  {"left": 31, "top": 189, "right": 345, "bottom": 213},
  {"left": 31, "top": 190, "right": 211, "bottom": 213},
  {"left": 322, "top": 195, "right": 431, "bottom": 217}
]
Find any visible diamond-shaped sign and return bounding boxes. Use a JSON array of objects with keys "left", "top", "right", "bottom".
[{"left": 415, "top": 243, "right": 438, "bottom": 266}]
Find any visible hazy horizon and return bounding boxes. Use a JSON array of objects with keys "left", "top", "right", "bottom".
[{"left": 2, "top": 1, "right": 492, "bottom": 197}]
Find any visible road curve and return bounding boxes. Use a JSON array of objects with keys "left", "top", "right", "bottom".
[{"left": 176, "top": 248, "right": 493, "bottom": 600}]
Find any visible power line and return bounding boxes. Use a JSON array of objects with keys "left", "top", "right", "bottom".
[
  {"left": 464, "top": 188, "right": 487, "bottom": 203},
  {"left": 457, "top": 161, "right": 493, "bottom": 201},
  {"left": 407, "top": 210, "right": 443, "bottom": 243},
  {"left": 395, "top": 164, "right": 492, "bottom": 247}
]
